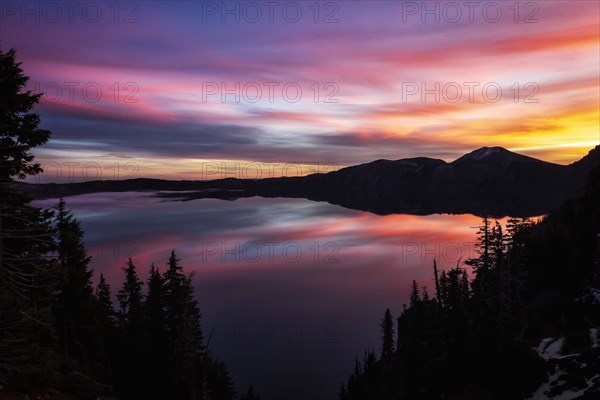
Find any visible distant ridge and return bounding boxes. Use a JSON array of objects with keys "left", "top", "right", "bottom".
[{"left": 18, "top": 146, "right": 600, "bottom": 217}]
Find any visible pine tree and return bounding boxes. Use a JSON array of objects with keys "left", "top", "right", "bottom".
[
  {"left": 421, "top": 286, "right": 430, "bottom": 301},
  {"left": 433, "top": 259, "right": 442, "bottom": 306},
  {"left": 114, "top": 258, "right": 145, "bottom": 398},
  {"left": 180, "top": 273, "right": 207, "bottom": 398},
  {"left": 409, "top": 280, "right": 421, "bottom": 306},
  {"left": 0, "top": 48, "right": 51, "bottom": 181},
  {"left": 0, "top": 48, "right": 57, "bottom": 389},
  {"left": 144, "top": 263, "right": 170, "bottom": 398},
  {"left": 94, "top": 273, "right": 115, "bottom": 386},
  {"left": 467, "top": 217, "right": 495, "bottom": 312},
  {"left": 439, "top": 267, "right": 469, "bottom": 311},
  {"left": 53, "top": 197, "right": 96, "bottom": 370},
  {"left": 500, "top": 218, "right": 532, "bottom": 341},
  {"left": 467, "top": 217, "right": 492, "bottom": 273},
  {"left": 117, "top": 257, "right": 144, "bottom": 331},
  {"left": 163, "top": 250, "right": 207, "bottom": 399},
  {"left": 96, "top": 273, "right": 114, "bottom": 328},
  {"left": 0, "top": 193, "right": 57, "bottom": 388},
  {"left": 163, "top": 250, "right": 186, "bottom": 393},
  {"left": 380, "top": 308, "right": 395, "bottom": 359},
  {"left": 204, "top": 358, "right": 236, "bottom": 400},
  {"left": 145, "top": 263, "right": 167, "bottom": 343},
  {"left": 241, "top": 386, "right": 260, "bottom": 400},
  {"left": 364, "top": 348, "right": 376, "bottom": 371}
]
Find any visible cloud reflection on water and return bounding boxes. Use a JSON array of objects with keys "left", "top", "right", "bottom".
[{"left": 34, "top": 192, "right": 497, "bottom": 400}]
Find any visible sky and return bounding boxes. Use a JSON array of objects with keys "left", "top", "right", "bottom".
[{"left": 1, "top": 0, "right": 599, "bottom": 182}]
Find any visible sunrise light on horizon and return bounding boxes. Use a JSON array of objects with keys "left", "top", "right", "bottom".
[{"left": 2, "top": 0, "right": 599, "bottom": 181}]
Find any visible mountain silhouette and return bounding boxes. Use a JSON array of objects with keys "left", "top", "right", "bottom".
[
  {"left": 247, "top": 145, "right": 599, "bottom": 216},
  {"left": 18, "top": 146, "right": 600, "bottom": 217},
  {"left": 452, "top": 146, "right": 549, "bottom": 165}
]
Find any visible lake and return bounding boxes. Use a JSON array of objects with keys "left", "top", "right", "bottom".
[{"left": 33, "top": 192, "right": 501, "bottom": 400}]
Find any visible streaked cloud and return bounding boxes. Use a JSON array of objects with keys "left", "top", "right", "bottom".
[{"left": 1, "top": 0, "right": 598, "bottom": 178}]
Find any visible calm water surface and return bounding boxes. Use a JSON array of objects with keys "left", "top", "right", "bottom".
[{"left": 34, "top": 192, "right": 503, "bottom": 400}]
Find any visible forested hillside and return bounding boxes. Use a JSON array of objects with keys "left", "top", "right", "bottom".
[{"left": 340, "top": 167, "right": 600, "bottom": 399}]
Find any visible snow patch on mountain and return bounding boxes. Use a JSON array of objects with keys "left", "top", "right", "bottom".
[
  {"left": 529, "top": 366, "right": 599, "bottom": 400},
  {"left": 468, "top": 146, "right": 504, "bottom": 160},
  {"left": 530, "top": 330, "right": 600, "bottom": 399},
  {"left": 591, "top": 328, "right": 599, "bottom": 349},
  {"left": 536, "top": 337, "right": 566, "bottom": 361},
  {"left": 588, "top": 288, "right": 600, "bottom": 305}
]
